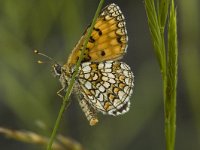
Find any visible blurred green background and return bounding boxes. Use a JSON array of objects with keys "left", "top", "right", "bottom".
[{"left": 0, "top": 0, "right": 200, "bottom": 150}]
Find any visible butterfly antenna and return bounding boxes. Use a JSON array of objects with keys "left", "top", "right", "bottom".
[{"left": 34, "top": 50, "right": 57, "bottom": 64}]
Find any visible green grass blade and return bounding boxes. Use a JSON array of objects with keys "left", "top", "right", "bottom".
[
  {"left": 165, "top": 0, "right": 178, "bottom": 149},
  {"left": 46, "top": 0, "right": 105, "bottom": 149},
  {"left": 145, "top": 0, "right": 178, "bottom": 150},
  {"left": 158, "top": 0, "right": 170, "bottom": 29},
  {"left": 145, "top": 0, "right": 164, "bottom": 70}
]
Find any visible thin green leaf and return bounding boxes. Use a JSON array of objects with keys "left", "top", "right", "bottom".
[
  {"left": 145, "top": 0, "right": 178, "bottom": 150},
  {"left": 145, "top": 0, "right": 164, "bottom": 69},
  {"left": 165, "top": 0, "right": 178, "bottom": 149},
  {"left": 158, "top": 0, "right": 170, "bottom": 29},
  {"left": 46, "top": 0, "right": 105, "bottom": 149}
]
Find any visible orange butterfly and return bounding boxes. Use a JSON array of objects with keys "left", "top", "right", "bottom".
[{"left": 36, "top": 3, "right": 134, "bottom": 126}]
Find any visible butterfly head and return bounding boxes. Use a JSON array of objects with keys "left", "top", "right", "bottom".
[
  {"left": 52, "top": 63, "right": 62, "bottom": 77},
  {"left": 34, "top": 50, "right": 63, "bottom": 77}
]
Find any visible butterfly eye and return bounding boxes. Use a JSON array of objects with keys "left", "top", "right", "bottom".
[{"left": 53, "top": 64, "right": 62, "bottom": 76}]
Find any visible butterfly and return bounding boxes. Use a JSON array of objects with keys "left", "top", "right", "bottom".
[{"left": 36, "top": 3, "right": 134, "bottom": 126}]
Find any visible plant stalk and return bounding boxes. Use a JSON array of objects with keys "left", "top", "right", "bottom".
[{"left": 46, "top": 0, "right": 105, "bottom": 149}]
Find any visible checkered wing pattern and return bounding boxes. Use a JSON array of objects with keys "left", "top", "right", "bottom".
[
  {"left": 77, "top": 61, "right": 134, "bottom": 115},
  {"left": 66, "top": 3, "right": 128, "bottom": 67}
]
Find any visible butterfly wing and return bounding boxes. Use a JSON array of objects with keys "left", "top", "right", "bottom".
[
  {"left": 77, "top": 61, "right": 134, "bottom": 115},
  {"left": 66, "top": 3, "right": 128, "bottom": 68}
]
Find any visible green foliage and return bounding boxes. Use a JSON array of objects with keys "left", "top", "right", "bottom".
[
  {"left": 166, "top": 1, "right": 177, "bottom": 149},
  {"left": 145, "top": 0, "right": 178, "bottom": 150}
]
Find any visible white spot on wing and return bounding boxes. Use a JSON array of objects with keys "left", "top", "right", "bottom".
[
  {"left": 84, "top": 73, "right": 90, "bottom": 79},
  {"left": 103, "top": 82, "right": 110, "bottom": 88},
  {"left": 105, "top": 62, "right": 112, "bottom": 68},
  {"left": 109, "top": 78, "right": 116, "bottom": 84},
  {"left": 102, "top": 76, "right": 108, "bottom": 81},
  {"left": 93, "top": 74, "right": 98, "bottom": 80},
  {"left": 99, "top": 85, "right": 105, "bottom": 92},
  {"left": 98, "top": 93, "right": 104, "bottom": 102},
  {"left": 98, "top": 63, "right": 104, "bottom": 69},
  {"left": 107, "top": 73, "right": 115, "bottom": 78},
  {"left": 82, "top": 65, "right": 91, "bottom": 73},
  {"left": 118, "top": 91, "right": 125, "bottom": 100},
  {"left": 85, "top": 81, "right": 92, "bottom": 89}
]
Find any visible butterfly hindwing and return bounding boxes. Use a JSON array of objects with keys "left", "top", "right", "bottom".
[{"left": 77, "top": 61, "right": 134, "bottom": 116}]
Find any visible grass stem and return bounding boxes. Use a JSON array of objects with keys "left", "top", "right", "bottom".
[
  {"left": 145, "top": 0, "right": 178, "bottom": 149},
  {"left": 46, "top": 0, "right": 105, "bottom": 149}
]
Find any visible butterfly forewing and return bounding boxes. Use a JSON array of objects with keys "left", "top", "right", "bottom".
[{"left": 66, "top": 3, "right": 128, "bottom": 68}]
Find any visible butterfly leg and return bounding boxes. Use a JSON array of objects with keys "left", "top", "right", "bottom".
[{"left": 57, "top": 87, "right": 65, "bottom": 98}]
